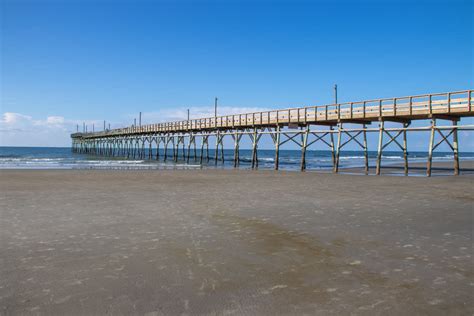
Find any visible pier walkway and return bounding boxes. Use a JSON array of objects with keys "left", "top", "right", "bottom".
[{"left": 71, "top": 90, "right": 473, "bottom": 175}]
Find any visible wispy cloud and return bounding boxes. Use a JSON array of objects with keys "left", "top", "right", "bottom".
[
  {"left": 0, "top": 105, "right": 269, "bottom": 146},
  {"left": 0, "top": 112, "right": 102, "bottom": 146}
]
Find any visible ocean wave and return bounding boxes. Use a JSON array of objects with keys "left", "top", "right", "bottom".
[{"left": 1, "top": 146, "right": 472, "bottom": 171}]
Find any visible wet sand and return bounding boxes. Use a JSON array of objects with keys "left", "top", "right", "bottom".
[
  {"left": 342, "top": 160, "right": 474, "bottom": 176},
  {"left": 0, "top": 169, "right": 473, "bottom": 315}
]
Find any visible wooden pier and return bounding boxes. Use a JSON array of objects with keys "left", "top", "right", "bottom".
[{"left": 71, "top": 90, "right": 473, "bottom": 175}]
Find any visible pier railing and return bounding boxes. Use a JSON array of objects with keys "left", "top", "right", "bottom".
[
  {"left": 72, "top": 90, "right": 472, "bottom": 139},
  {"left": 71, "top": 89, "right": 474, "bottom": 176}
]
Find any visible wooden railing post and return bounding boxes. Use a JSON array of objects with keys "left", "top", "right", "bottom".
[
  {"left": 428, "top": 94, "right": 432, "bottom": 115},
  {"left": 469, "top": 90, "right": 472, "bottom": 111},
  {"left": 447, "top": 92, "right": 451, "bottom": 113}
]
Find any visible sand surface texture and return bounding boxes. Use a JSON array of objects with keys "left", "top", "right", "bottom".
[{"left": 1, "top": 170, "right": 473, "bottom": 315}]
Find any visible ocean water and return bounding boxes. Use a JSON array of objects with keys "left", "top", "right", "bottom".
[{"left": 0, "top": 146, "right": 472, "bottom": 171}]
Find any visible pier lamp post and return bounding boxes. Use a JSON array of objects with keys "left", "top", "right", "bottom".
[
  {"left": 214, "top": 97, "right": 218, "bottom": 127},
  {"left": 334, "top": 84, "right": 338, "bottom": 104}
]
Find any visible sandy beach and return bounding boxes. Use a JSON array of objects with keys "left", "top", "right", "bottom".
[{"left": 0, "top": 169, "right": 473, "bottom": 315}]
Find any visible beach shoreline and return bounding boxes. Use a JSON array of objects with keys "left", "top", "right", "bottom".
[{"left": 1, "top": 169, "right": 473, "bottom": 314}]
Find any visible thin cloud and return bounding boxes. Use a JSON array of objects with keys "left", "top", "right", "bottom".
[{"left": 0, "top": 106, "right": 270, "bottom": 146}]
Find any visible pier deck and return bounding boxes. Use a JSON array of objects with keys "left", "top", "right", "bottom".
[{"left": 71, "top": 90, "right": 473, "bottom": 175}]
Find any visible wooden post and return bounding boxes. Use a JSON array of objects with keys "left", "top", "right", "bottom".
[
  {"left": 215, "top": 131, "right": 219, "bottom": 165},
  {"left": 164, "top": 136, "right": 169, "bottom": 161},
  {"left": 186, "top": 135, "right": 192, "bottom": 163},
  {"left": 136, "top": 139, "right": 140, "bottom": 158},
  {"left": 220, "top": 133, "right": 225, "bottom": 163},
  {"left": 453, "top": 120, "right": 459, "bottom": 175},
  {"left": 206, "top": 135, "right": 210, "bottom": 162},
  {"left": 173, "top": 136, "right": 178, "bottom": 162},
  {"left": 376, "top": 120, "right": 384, "bottom": 175},
  {"left": 193, "top": 137, "right": 197, "bottom": 161},
  {"left": 427, "top": 118, "right": 436, "bottom": 177},
  {"left": 132, "top": 138, "right": 136, "bottom": 159},
  {"left": 149, "top": 138, "right": 152, "bottom": 159},
  {"left": 156, "top": 138, "right": 160, "bottom": 160},
  {"left": 363, "top": 124, "right": 369, "bottom": 175},
  {"left": 133, "top": 139, "right": 137, "bottom": 159},
  {"left": 182, "top": 136, "right": 186, "bottom": 161},
  {"left": 468, "top": 90, "right": 472, "bottom": 112},
  {"left": 403, "top": 123, "right": 409, "bottom": 175},
  {"left": 330, "top": 125, "right": 336, "bottom": 170},
  {"left": 200, "top": 135, "right": 205, "bottom": 165},
  {"left": 275, "top": 125, "right": 281, "bottom": 170},
  {"left": 334, "top": 123, "right": 342, "bottom": 173},
  {"left": 127, "top": 138, "right": 131, "bottom": 158},
  {"left": 233, "top": 131, "right": 240, "bottom": 168},
  {"left": 300, "top": 125, "right": 309, "bottom": 171},
  {"left": 251, "top": 128, "right": 258, "bottom": 169}
]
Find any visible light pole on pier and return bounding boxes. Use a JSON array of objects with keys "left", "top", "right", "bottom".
[
  {"left": 334, "top": 84, "right": 338, "bottom": 104},
  {"left": 214, "top": 97, "right": 218, "bottom": 126}
]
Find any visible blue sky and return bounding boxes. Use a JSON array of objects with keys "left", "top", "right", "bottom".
[{"left": 1, "top": 0, "right": 472, "bottom": 149}]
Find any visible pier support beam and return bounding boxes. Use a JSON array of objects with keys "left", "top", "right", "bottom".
[
  {"left": 164, "top": 135, "right": 172, "bottom": 162},
  {"left": 200, "top": 133, "right": 210, "bottom": 164},
  {"left": 304, "top": 126, "right": 337, "bottom": 171},
  {"left": 270, "top": 126, "right": 281, "bottom": 170},
  {"left": 376, "top": 120, "right": 384, "bottom": 175},
  {"left": 300, "top": 125, "right": 310, "bottom": 171},
  {"left": 249, "top": 128, "right": 263, "bottom": 169},
  {"left": 427, "top": 117, "right": 461, "bottom": 176},
  {"left": 232, "top": 130, "right": 243, "bottom": 168},
  {"left": 376, "top": 120, "right": 411, "bottom": 175},
  {"left": 335, "top": 123, "right": 370, "bottom": 174},
  {"left": 187, "top": 134, "right": 196, "bottom": 163},
  {"left": 214, "top": 131, "right": 220, "bottom": 165}
]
